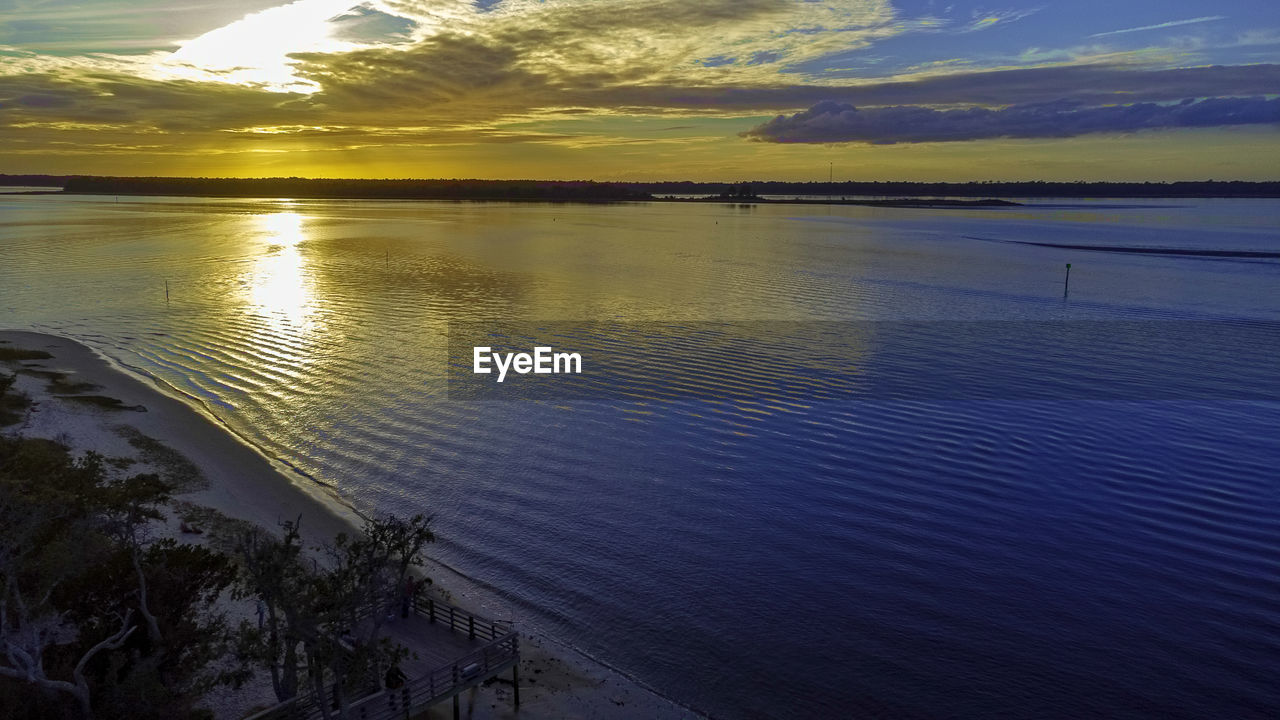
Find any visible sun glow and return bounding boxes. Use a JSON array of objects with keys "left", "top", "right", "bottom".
[{"left": 162, "top": 0, "right": 359, "bottom": 91}]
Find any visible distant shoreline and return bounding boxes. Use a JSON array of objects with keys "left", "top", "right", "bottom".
[
  {"left": 4, "top": 174, "right": 1280, "bottom": 201},
  {"left": 43, "top": 188, "right": 1025, "bottom": 208},
  {"left": 665, "top": 195, "right": 1023, "bottom": 208}
]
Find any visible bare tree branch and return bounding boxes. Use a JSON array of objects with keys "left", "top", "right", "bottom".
[{"left": 73, "top": 610, "right": 137, "bottom": 687}]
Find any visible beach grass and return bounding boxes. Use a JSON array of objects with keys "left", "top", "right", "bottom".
[
  {"left": 0, "top": 346, "right": 53, "bottom": 362},
  {"left": 18, "top": 366, "right": 110, "bottom": 396},
  {"left": 62, "top": 394, "right": 143, "bottom": 411},
  {"left": 171, "top": 500, "right": 258, "bottom": 554},
  {"left": 115, "top": 424, "right": 208, "bottom": 492},
  {"left": 49, "top": 375, "right": 102, "bottom": 395},
  {"left": 0, "top": 372, "right": 30, "bottom": 426}
]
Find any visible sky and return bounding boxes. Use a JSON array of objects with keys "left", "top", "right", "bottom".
[{"left": 1, "top": 0, "right": 1278, "bottom": 180}]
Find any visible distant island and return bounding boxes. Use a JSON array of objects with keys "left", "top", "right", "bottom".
[
  {"left": 684, "top": 182, "right": 1022, "bottom": 207},
  {"left": 3, "top": 174, "right": 1280, "bottom": 202}
]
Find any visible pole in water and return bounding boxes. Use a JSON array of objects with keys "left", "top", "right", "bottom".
[
  {"left": 1063, "top": 263, "right": 1071, "bottom": 296},
  {"left": 165, "top": 280, "right": 169, "bottom": 302}
]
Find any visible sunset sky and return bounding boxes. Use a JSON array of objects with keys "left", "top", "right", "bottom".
[{"left": 2, "top": 0, "right": 1278, "bottom": 180}]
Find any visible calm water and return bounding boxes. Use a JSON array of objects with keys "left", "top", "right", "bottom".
[{"left": 3, "top": 195, "right": 1279, "bottom": 718}]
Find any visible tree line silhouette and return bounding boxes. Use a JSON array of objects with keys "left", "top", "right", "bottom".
[{"left": 3, "top": 174, "right": 1279, "bottom": 199}]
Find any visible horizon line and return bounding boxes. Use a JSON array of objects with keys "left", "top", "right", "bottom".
[{"left": 4, "top": 173, "right": 1280, "bottom": 185}]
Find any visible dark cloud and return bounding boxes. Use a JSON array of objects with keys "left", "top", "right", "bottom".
[
  {"left": 742, "top": 96, "right": 1280, "bottom": 143},
  {"left": 13, "top": 93, "right": 76, "bottom": 108},
  {"left": 587, "top": 63, "right": 1280, "bottom": 112},
  {"left": 292, "top": 33, "right": 540, "bottom": 114},
  {"left": 0, "top": 72, "right": 311, "bottom": 130},
  {"left": 292, "top": 52, "right": 1280, "bottom": 121}
]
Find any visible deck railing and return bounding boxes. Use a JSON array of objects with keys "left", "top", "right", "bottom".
[
  {"left": 415, "top": 595, "right": 511, "bottom": 642},
  {"left": 245, "top": 595, "right": 518, "bottom": 720},
  {"left": 344, "top": 632, "right": 519, "bottom": 720}
]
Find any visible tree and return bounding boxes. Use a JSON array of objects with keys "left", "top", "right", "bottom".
[
  {"left": 64, "top": 540, "right": 244, "bottom": 720},
  {"left": 232, "top": 519, "right": 311, "bottom": 704},
  {"left": 0, "top": 436, "right": 243, "bottom": 719},
  {"left": 0, "top": 439, "right": 136, "bottom": 718},
  {"left": 234, "top": 514, "right": 434, "bottom": 718}
]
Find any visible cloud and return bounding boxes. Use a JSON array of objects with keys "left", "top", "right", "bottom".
[
  {"left": 584, "top": 63, "right": 1280, "bottom": 113},
  {"left": 163, "top": 0, "right": 361, "bottom": 90},
  {"left": 287, "top": 21, "right": 1280, "bottom": 122},
  {"left": 0, "top": 1, "right": 286, "bottom": 52},
  {"left": 291, "top": 0, "right": 896, "bottom": 99},
  {"left": 5, "top": 55, "right": 1279, "bottom": 141},
  {"left": 955, "top": 8, "right": 1043, "bottom": 33},
  {"left": 0, "top": 71, "right": 310, "bottom": 131},
  {"left": 741, "top": 96, "right": 1280, "bottom": 144},
  {"left": 1089, "top": 16, "right": 1225, "bottom": 39},
  {"left": 1, "top": 0, "right": 1276, "bottom": 164}
]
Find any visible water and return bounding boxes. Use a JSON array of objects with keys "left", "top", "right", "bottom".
[{"left": 2, "top": 194, "right": 1279, "bottom": 718}]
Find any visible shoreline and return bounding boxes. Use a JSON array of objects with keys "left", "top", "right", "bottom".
[
  {"left": 52, "top": 189, "right": 1023, "bottom": 208},
  {"left": 0, "top": 330, "right": 362, "bottom": 546},
  {"left": 7, "top": 173, "right": 1280, "bottom": 199},
  {"left": 1, "top": 330, "right": 701, "bottom": 720}
]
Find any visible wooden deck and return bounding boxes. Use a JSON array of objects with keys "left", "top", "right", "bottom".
[
  {"left": 386, "top": 613, "right": 491, "bottom": 677},
  {"left": 246, "top": 595, "right": 520, "bottom": 720}
]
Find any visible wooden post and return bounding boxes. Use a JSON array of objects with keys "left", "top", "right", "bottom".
[
  {"left": 428, "top": 598, "right": 435, "bottom": 623},
  {"left": 452, "top": 665, "right": 461, "bottom": 720},
  {"left": 165, "top": 280, "right": 169, "bottom": 302},
  {"left": 512, "top": 663, "right": 520, "bottom": 708},
  {"left": 1063, "top": 263, "right": 1071, "bottom": 297},
  {"left": 468, "top": 616, "right": 475, "bottom": 639}
]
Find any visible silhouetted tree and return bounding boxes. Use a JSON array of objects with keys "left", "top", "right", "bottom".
[
  {"left": 234, "top": 514, "right": 433, "bottom": 718},
  {"left": 0, "top": 436, "right": 242, "bottom": 720}
]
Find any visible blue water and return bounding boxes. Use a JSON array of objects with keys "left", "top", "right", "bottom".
[{"left": 2, "top": 195, "right": 1279, "bottom": 718}]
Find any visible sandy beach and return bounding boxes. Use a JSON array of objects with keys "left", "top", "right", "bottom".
[{"left": 0, "top": 330, "right": 699, "bottom": 720}]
